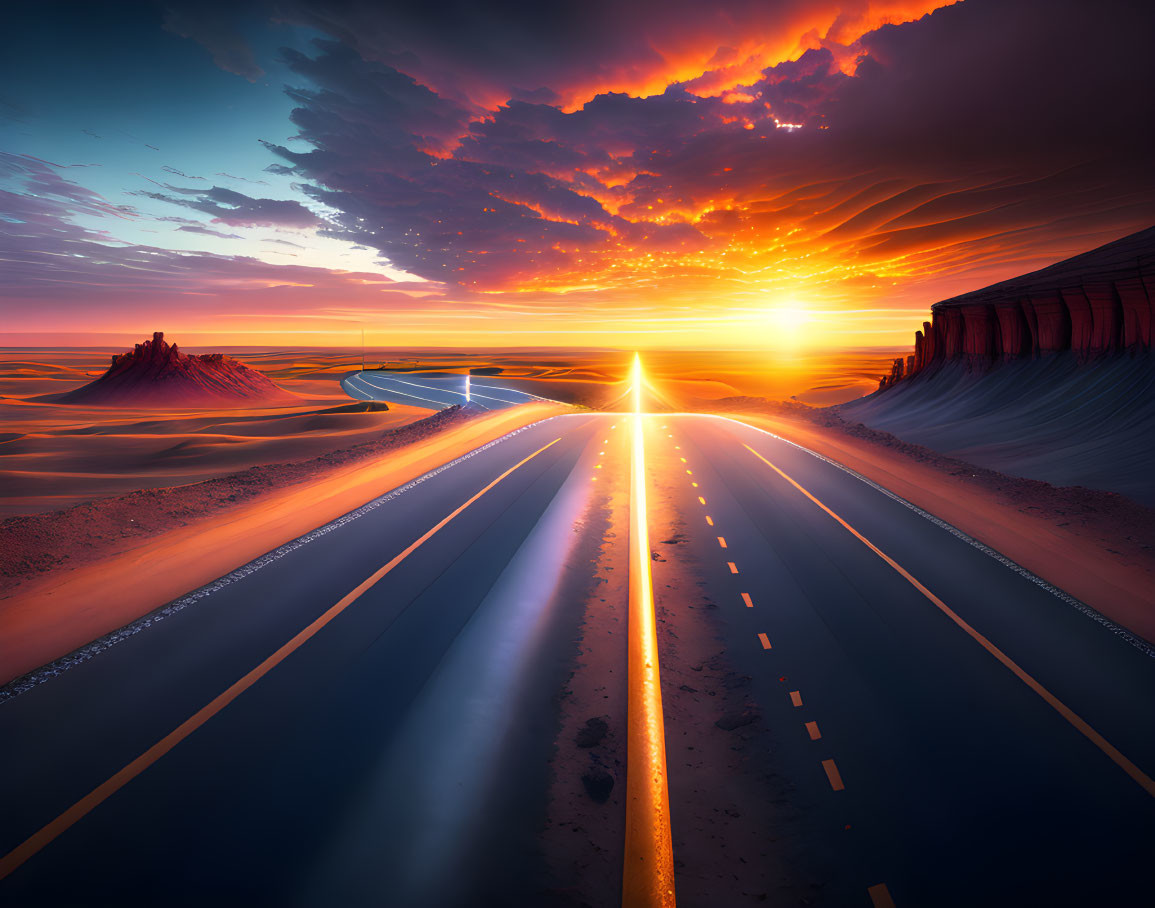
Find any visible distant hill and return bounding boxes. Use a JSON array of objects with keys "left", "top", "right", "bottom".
[{"left": 58, "top": 333, "right": 296, "bottom": 408}]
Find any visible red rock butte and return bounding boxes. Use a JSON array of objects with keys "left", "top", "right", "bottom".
[
  {"left": 59, "top": 332, "right": 295, "bottom": 407},
  {"left": 880, "top": 225, "right": 1155, "bottom": 390}
]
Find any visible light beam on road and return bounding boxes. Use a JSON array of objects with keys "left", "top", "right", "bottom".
[
  {"left": 622, "top": 354, "right": 676, "bottom": 907},
  {"left": 631, "top": 352, "right": 643, "bottom": 414}
]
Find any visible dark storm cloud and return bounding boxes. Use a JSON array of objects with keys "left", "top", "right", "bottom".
[
  {"left": 265, "top": 0, "right": 952, "bottom": 110},
  {"left": 162, "top": 2, "right": 264, "bottom": 82},
  {"left": 252, "top": 0, "right": 1155, "bottom": 293},
  {"left": 260, "top": 41, "right": 704, "bottom": 284},
  {"left": 140, "top": 185, "right": 324, "bottom": 228}
]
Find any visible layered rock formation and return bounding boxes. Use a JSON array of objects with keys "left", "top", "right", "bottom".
[
  {"left": 879, "top": 226, "right": 1155, "bottom": 390},
  {"left": 59, "top": 333, "right": 295, "bottom": 407}
]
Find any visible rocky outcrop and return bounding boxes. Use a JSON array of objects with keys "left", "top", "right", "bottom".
[
  {"left": 59, "top": 332, "right": 295, "bottom": 407},
  {"left": 879, "top": 226, "right": 1155, "bottom": 390}
]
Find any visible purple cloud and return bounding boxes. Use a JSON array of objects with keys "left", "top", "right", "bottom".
[
  {"left": 177, "top": 224, "right": 242, "bottom": 239},
  {"left": 253, "top": 0, "right": 1155, "bottom": 297},
  {"left": 140, "top": 185, "right": 324, "bottom": 228},
  {"left": 161, "top": 2, "right": 264, "bottom": 82}
]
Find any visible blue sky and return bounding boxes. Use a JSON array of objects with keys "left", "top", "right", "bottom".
[{"left": 0, "top": 1, "right": 405, "bottom": 276}]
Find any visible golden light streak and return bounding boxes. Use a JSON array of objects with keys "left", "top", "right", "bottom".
[{"left": 622, "top": 356, "right": 676, "bottom": 907}]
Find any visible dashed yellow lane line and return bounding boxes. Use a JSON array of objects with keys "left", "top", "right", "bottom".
[
  {"left": 740, "top": 593, "right": 753, "bottom": 608},
  {"left": 0, "top": 436, "right": 564, "bottom": 882},
  {"left": 698, "top": 496, "right": 706, "bottom": 505},
  {"left": 717, "top": 536, "right": 727, "bottom": 548},
  {"left": 727, "top": 562, "right": 739, "bottom": 574},
  {"left": 743, "top": 443, "right": 1155, "bottom": 799},
  {"left": 705, "top": 516, "right": 714, "bottom": 527},
  {"left": 789, "top": 690, "right": 803, "bottom": 707},
  {"left": 822, "top": 759, "right": 846, "bottom": 791},
  {"left": 805, "top": 721, "right": 822, "bottom": 741},
  {"left": 757, "top": 633, "right": 772, "bottom": 650},
  {"left": 868, "top": 883, "right": 897, "bottom": 907}
]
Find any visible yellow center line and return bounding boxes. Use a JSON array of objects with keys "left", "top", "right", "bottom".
[
  {"left": 0, "top": 437, "right": 563, "bottom": 882},
  {"left": 740, "top": 593, "right": 754, "bottom": 608},
  {"left": 790, "top": 690, "right": 803, "bottom": 707},
  {"left": 697, "top": 496, "right": 706, "bottom": 505},
  {"left": 805, "top": 721, "right": 822, "bottom": 741},
  {"left": 622, "top": 414, "right": 676, "bottom": 907},
  {"left": 822, "top": 758, "right": 846, "bottom": 791},
  {"left": 705, "top": 516, "right": 714, "bottom": 527},
  {"left": 757, "top": 633, "right": 772, "bottom": 650},
  {"left": 868, "top": 883, "right": 897, "bottom": 907},
  {"left": 727, "top": 562, "right": 739, "bottom": 574},
  {"left": 717, "top": 536, "right": 727, "bottom": 548},
  {"left": 743, "top": 443, "right": 1155, "bottom": 799}
]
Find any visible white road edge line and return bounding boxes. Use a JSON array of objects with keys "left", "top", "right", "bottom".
[
  {"left": 351, "top": 374, "right": 465, "bottom": 409},
  {"left": 362, "top": 373, "right": 513, "bottom": 406},
  {"left": 708, "top": 414, "right": 1155, "bottom": 659}
]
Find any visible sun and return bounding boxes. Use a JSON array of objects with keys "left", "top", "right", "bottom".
[{"left": 762, "top": 303, "right": 813, "bottom": 349}]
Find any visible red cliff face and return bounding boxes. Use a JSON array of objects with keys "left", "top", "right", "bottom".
[
  {"left": 60, "top": 332, "right": 295, "bottom": 407},
  {"left": 878, "top": 226, "right": 1155, "bottom": 391}
]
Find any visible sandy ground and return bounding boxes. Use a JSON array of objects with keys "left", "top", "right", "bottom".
[
  {"left": 0, "top": 402, "right": 565, "bottom": 684},
  {"left": 713, "top": 401, "right": 1155, "bottom": 643},
  {"left": 0, "top": 348, "right": 433, "bottom": 518}
]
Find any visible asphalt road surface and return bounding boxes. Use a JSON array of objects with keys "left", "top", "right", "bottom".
[
  {"left": 2, "top": 413, "right": 1153, "bottom": 907},
  {"left": 342, "top": 370, "right": 545, "bottom": 410},
  {"left": 656, "top": 414, "right": 1155, "bottom": 907},
  {"left": 0, "top": 413, "right": 617, "bottom": 907}
]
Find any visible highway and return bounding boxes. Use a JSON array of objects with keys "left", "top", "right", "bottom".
[
  {"left": 0, "top": 413, "right": 621, "bottom": 906},
  {"left": 652, "top": 415, "right": 1155, "bottom": 907},
  {"left": 342, "top": 370, "right": 546, "bottom": 410},
  {"left": 1, "top": 412, "right": 1153, "bottom": 906}
]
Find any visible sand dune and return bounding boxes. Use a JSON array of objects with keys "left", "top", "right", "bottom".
[
  {"left": 0, "top": 401, "right": 431, "bottom": 517},
  {"left": 0, "top": 350, "right": 432, "bottom": 518},
  {"left": 840, "top": 352, "right": 1155, "bottom": 506}
]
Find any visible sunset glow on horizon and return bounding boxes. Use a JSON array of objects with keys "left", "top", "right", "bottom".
[{"left": 3, "top": 0, "right": 1153, "bottom": 357}]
